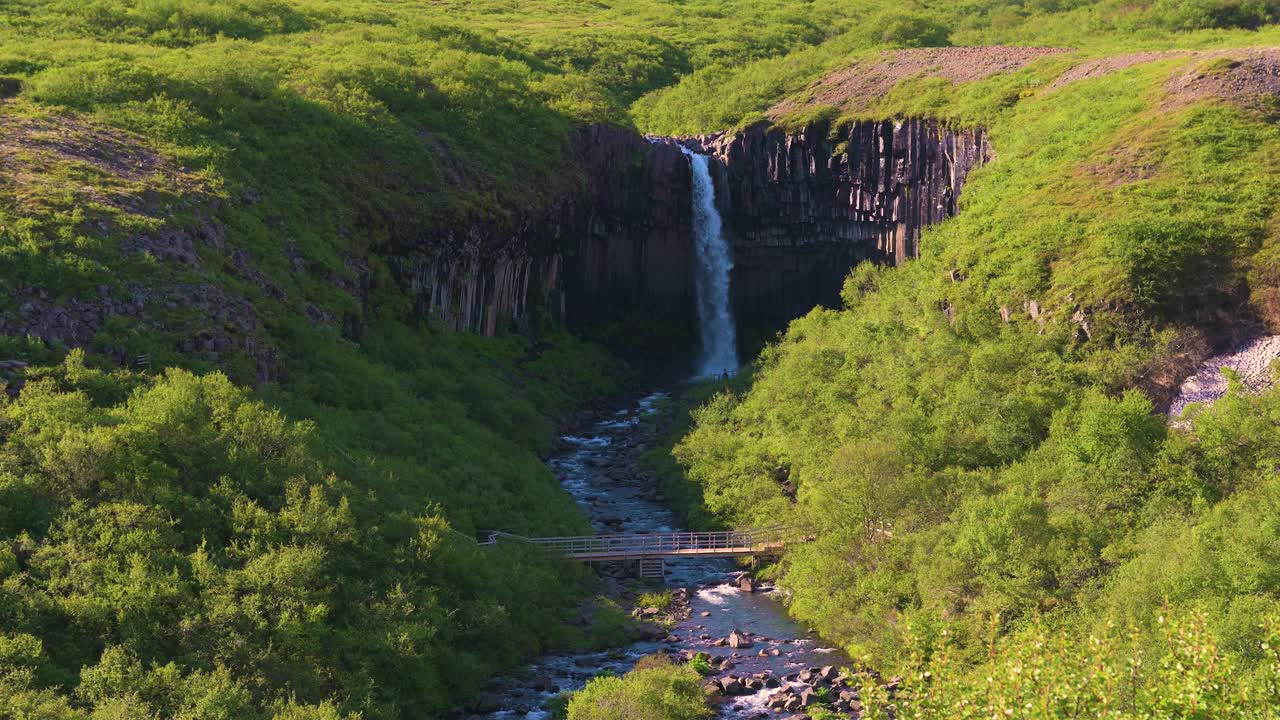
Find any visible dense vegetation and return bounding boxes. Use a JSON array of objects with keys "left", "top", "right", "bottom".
[
  {"left": 4, "top": 0, "right": 1280, "bottom": 717},
  {"left": 671, "top": 27, "right": 1280, "bottom": 714},
  {"left": 0, "top": 334, "right": 625, "bottom": 719},
  {"left": 564, "top": 655, "right": 710, "bottom": 720}
]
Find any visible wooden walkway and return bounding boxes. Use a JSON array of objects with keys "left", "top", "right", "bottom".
[{"left": 480, "top": 525, "right": 796, "bottom": 562}]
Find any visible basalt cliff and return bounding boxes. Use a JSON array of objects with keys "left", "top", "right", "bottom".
[
  {"left": 390, "top": 118, "right": 990, "bottom": 346},
  {"left": 0, "top": 116, "right": 990, "bottom": 374}
]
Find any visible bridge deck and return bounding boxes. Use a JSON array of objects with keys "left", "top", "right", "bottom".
[{"left": 481, "top": 527, "right": 795, "bottom": 561}]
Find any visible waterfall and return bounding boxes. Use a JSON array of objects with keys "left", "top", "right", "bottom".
[{"left": 680, "top": 146, "right": 739, "bottom": 377}]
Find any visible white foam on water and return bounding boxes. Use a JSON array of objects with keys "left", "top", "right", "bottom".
[
  {"left": 561, "top": 434, "right": 611, "bottom": 447},
  {"left": 696, "top": 584, "right": 739, "bottom": 606}
]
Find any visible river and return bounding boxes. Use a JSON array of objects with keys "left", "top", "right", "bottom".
[{"left": 471, "top": 389, "right": 850, "bottom": 719}]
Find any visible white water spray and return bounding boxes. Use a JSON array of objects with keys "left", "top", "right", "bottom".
[{"left": 680, "top": 146, "right": 739, "bottom": 377}]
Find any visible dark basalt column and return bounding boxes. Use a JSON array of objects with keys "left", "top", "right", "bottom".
[
  {"left": 700, "top": 119, "right": 991, "bottom": 333},
  {"left": 385, "top": 119, "right": 989, "bottom": 351}
]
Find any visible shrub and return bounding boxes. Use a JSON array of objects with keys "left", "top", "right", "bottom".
[
  {"left": 876, "top": 11, "right": 953, "bottom": 47},
  {"left": 566, "top": 661, "right": 711, "bottom": 720}
]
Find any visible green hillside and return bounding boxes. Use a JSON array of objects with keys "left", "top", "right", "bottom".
[
  {"left": 668, "top": 15, "right": 1280, "bottom": 719},
  {"left": 3, "top": 0, "right": 1280, "bottom": 718}
]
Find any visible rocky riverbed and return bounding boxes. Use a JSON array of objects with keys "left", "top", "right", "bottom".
[{"left": 460, "top": 390, "right": 861, "bottom": 719}]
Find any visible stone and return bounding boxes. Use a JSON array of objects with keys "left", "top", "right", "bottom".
[
  {"left": 727, "top": 630, "right": 753, "bottom": 649},
  {"left": 470, "top": 693, "right": 503, "bottom": 713},
  {"left": 531, "top": 675, "right": 555, "bottom": 691},
  {"left": 738, "top": 575, "right": 755, "bottom": 592},
  {"left": 798, "top": 688, "right": 817, "bottom": 707}
]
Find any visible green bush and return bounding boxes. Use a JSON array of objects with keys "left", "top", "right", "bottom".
[
  {"left": 0, "top": 343, "right": 613, "bottom": 718},
  {"left": 875, "top": 11, "right": 952, "bottom": 47},
  {"left": 566, "top": 657, "right": 711, "bottom": 720}
]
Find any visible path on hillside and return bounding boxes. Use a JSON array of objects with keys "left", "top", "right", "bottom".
[{"left": 462, "top": 390, "right": 849, "bottom": 720}]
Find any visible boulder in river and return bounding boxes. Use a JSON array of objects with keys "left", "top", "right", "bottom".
[
  {"left": 719, "top": 676, "right": 744, "bottom": 695},
  {"left": 727, "top": 630, "right": 753, "bottom": 648},
  {"left": 470, "top": 693, "right": 504, "bottom": 713},
  {"left": 531, "top": 675, "right": 555, "bottom": 691}
]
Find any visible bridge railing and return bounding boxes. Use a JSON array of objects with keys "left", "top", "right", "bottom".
[{"left": 480, "top": 525, "right": 797, "bottom": 558}]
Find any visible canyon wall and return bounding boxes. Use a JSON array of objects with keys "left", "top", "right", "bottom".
[
  {"left": 387, "top": 125, "right": 696, "bottom": 343},
  {"left": 390, "top": 119, "right": 990, "bottom": 345},
  {"left": 702, "top": 119, "right": 991, "bottom": 332}
]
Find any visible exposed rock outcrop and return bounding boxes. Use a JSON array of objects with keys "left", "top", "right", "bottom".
[
  {"left": 390, "top": 119, "right": 989, "bottom": 345},
  {"left": 700, "top": 119, "right": 990, "bottom": 331},
  {"left": 1168, "top": 335, "right": 1280, "bottom": 419},
  {"left": 387, "top": 125, "right": 696, "bottom": 341}
]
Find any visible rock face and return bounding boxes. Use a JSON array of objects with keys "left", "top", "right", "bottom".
[
  {"left": 700, "top": 119, "right": 991, "bottom": 332},
  {"left": 387, "top": 118, "right": 989, "bottom": 345},
  {"left": 386, "top": 125, "right": 696, "bottom": 342}
]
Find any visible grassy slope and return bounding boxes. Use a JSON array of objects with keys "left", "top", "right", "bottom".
[
  {"left": 661, "top": 10, "right": 1280, "bottom": 714},
  {"left": 4, "top": 0, "right": 1280, "bottom": 717}
]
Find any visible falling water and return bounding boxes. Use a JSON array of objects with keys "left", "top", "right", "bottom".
[{"left": 680, "top": 146, "right": 739, "bottom": 377}]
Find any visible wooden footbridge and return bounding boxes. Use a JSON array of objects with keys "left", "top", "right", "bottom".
[{"left": 478, "top": 525, "right": 799, "bottom": 578}]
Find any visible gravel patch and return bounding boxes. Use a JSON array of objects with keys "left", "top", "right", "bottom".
[
  {"left": 768, "top": 46, "right": 1066, "bottom": 117},
  {"left": 1168, "top": 335, "right": 1280, "bottom": 419}
]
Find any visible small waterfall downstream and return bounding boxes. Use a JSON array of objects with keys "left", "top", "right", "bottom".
[{"left": 680, "top": 147, "right": 739, "bottom": 377}]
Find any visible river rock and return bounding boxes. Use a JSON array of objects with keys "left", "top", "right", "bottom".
[
  {"left": 719, "top": 677, "right": 743, "bottom": 695},
  {"left": 727, "top": 630, "right": 752, "bottom": 649},
  {"left": 531, "top": 675, "right": 555, "bottom": 691},
  {"left": 470, "top": 693, "right": 504, "bottom": 713},
  {"left": 798, "top": 688, "right": 817, "bottom": 707},
  {"left": 738, "top": 576, "right": 755, "bottom": 592}
]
